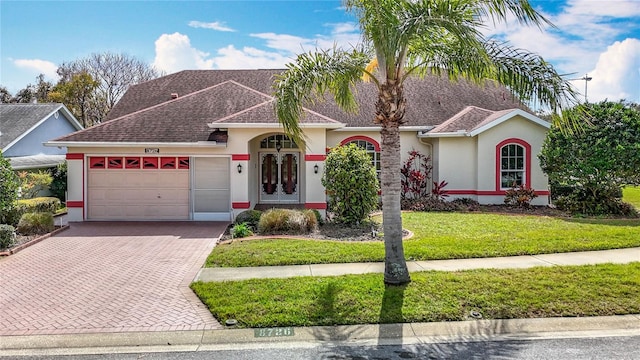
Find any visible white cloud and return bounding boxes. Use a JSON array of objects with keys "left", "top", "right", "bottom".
[
  {"left": 188, "top": 21, "right": 235, "bottom": 32},
  {"left": 12, "top": 59, "right": 58, "bottom": 80},
  {"left": 152, "top": 33, "right": 214, "bottom": 74},
  {"left": 153, "top": 22, "right": 361, "bottom": 74},
  {"left": 577, "top": 38, "right": 640, "bottom": 102}
]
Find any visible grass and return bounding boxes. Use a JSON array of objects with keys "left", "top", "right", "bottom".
[
  {"left": 191, "top": 262, "right": 640, "bottom": 328},
  {"left": 206, "top": 212, "right": 640, "bottom": 267},
  {"left": 623, "top": 186, "right": 640, "bottom": 209}
]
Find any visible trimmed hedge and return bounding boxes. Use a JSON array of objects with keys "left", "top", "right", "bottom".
[{"left": 3, "top": 197, "right": 61, "bottom": 227}]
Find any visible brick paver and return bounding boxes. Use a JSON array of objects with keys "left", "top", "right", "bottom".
[{"left": 0, "top": 222, "right": 227, "bottom": 335}]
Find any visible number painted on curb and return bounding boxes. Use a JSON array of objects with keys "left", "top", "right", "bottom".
[{"left": 254, "top": 327, "right": 295, "bottom": 337}]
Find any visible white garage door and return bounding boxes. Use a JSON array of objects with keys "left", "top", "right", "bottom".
[{"left": 87, "top": 156, "right": 190, "bottom": 220}]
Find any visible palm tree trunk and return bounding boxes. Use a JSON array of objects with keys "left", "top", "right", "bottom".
[{"left": 378, "top": 82, "right": 410, "bottom": 285}]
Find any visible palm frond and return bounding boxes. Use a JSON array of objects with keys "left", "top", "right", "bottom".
[{"left": 273, "top": 47, "right": 372, "bottom": 148}]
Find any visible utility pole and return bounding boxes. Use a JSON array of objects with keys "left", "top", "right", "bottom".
[{"left": 581, "top": 74, "right": 592, "bottom": 103}]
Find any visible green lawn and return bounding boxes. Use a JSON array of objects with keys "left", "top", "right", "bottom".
[
  {"left": 624, "top": 186, "right": 640, "bottom": 209},
  {"left": 206, "top": 212, "right": 640, "bottom": 267},
  {"left": 191, "top": 263, "right": 640, "bottom": 328}
]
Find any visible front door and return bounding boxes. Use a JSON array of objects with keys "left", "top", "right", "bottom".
[{"left": 260, "top": 152, "right": 299, "bottom": 203}]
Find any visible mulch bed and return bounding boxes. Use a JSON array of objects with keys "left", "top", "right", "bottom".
[{"left": 0, "top": 226, "right": 68, "bottom": 256}]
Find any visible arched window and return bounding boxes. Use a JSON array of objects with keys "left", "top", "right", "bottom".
[
  {"left": 500, "top": 143, "right": 525, "bottom": 188},
  {"left": 260, "top": 134, "right": 298, "bottom": 149},
  {"left": 340, "top": 136, "right": 381, "bottom": 178}
]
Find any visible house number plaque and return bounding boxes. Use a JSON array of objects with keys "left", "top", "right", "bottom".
[
  {"left": 254, "top": 327, "right": 294, "bottom": 337},
  {"left": 145, "top": 148, "right": 160, "bottom": 153}
]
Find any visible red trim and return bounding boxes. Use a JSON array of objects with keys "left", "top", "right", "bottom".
[
  {"left": 125, "top": 157, "right": 140, "bottom": 169},
  {"left": 340, "top": 135, "right": 381, "bottom": 152},
  {"left": 305, "top": 154, "right": 326, "bottom": 161},
  {"left": 66, "top": 153, "right": 84, "bottom": 160},
  {"left": 448, "top": 190, "right": 550, "bottom": 196},
  {"left": 305, "top": 202, "right": 327, "bottom": 210},
  {"left": 495, "top": 138, "right": 532, "bottom": 191},
  {"left": 89, "top": 157, "right": 106, "bottom": 169},
  {"left": 160, "top": 157, "right": 176, "bottom": 169},
  {"left": 232, "top": 202, "right": 251, "bottom": 209},
  {"left": 108, "top": 157, "right": 123, "bottom": 169},
  {"left": 67, "top": 201, "right": 84, "bottom": 208},
  {"left": 178, "top": 157, "right": 190, "bottom": 169},
  {"left": 143, "top": 157, "right": 158, "bottom": 169},
  {"left": 232, "top": 154, "right": 250, "bottom": 161}
]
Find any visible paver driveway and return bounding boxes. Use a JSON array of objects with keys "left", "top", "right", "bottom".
[{"left": 0, "top": 222, "right": 227, "bottom": 335}]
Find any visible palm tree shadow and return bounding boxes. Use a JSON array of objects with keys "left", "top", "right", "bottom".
[{"left": 378, "top": 283, "right": 407, "bottom": 345}]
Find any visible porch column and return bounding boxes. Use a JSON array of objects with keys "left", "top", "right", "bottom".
[
  {"left": 65, "top": 153, "right": 85, "bottom": 222},
  {"left": 231, "top": 154, "right": 251, "bottom": 219}
]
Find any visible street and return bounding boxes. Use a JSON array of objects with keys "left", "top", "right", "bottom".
[{"left": 3, "top": 335, "right": 639, "bottom": 359}]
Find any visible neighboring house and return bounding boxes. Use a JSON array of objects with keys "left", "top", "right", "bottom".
[
  {"left": 48, "top": 69, "right": 550, "bottom": 222},
  {"left": 1, "top": 103, "right": 83, "bottom": 170}
]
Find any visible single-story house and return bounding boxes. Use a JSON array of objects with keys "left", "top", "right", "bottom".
[
  {"left": 1, "top": 103, "right": 83, "bottom": 170},
  {"left": 47, "top": 69, "right": 550, "bottom": 222}
]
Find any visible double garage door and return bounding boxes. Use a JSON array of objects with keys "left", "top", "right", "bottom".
[{"left": 87, "top": 156, "right": 229, "bottom": 221}]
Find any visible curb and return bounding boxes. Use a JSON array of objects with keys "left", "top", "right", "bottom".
[{"left": 1, "top": 315, "right": 639, "bottom": 355}]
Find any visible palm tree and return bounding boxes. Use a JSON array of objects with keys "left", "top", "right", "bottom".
[{"left": 274, "top": 0, "right": 577, "bottom": 285}]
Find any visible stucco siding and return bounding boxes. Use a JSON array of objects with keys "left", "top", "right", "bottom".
[{"left": 437, "top": 137, "right": 478, "bottom": 191}]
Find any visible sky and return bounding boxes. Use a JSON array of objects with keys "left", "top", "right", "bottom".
[{"left": 1, "top": 0, "right": 639, "bottom": 104}]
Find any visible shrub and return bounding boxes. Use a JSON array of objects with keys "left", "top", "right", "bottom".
[
  {"left": 0, "top": 224, "right": 16, "bottom": 249},
  {"left": 504, "top": 184, "right": 538, "bottom": 208},
  {"left": 257, "top": 209, "right": 318, "bottom": 235},
  {"left": 17, "top": 171, "right": 53, "bottom": 199},
  {"left": 231, "top": 222, "right": 254, "bottom": 238},
  {"left": 401, "top": 150, "right": 432, "bottom": 199},
  {"left": 555, "top": 193, "right": 639, "bottom": 217},
  {"left": 401, "top": 197, "right": 460, "bottom": 212},
  {"left": 0, "top": 151, "right": 19, "bottom": 224},
  {"left": 451, "top": 198, "right": 480, "bottom": 211},
  {"left": 234, "top": 209, "right": 262, "bottom": 230},
  {"left": 17, "top": 197, "right": 61, "bottom": 213},
  {"left": 431, "top": 180, "right": 450, "bottom": 201},
  {"left": 16, "top": 212, "right": 54, "bottom": 235},
  {"left": 49, "top": 161, "right": 67, "bottom": 201},
  {"left": 323, "top": 144, "right": 379, "bottom": 224}
]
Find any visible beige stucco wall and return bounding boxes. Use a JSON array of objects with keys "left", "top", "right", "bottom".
[
  {"left": 436, "top": 137, "right": 478, "bottom": 191},
  {"left": 477, "top": 115, "right": 549, "bottom": 205}
]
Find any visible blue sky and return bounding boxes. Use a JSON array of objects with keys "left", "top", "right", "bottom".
[{"left": 1, "top": 0, "right": 639, "bottom": 103}]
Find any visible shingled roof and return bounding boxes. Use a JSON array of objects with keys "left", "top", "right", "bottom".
[
  {"left": 54, "top": 69, "right": 529, "bottom": 144},
  {"left": 1, "top": 103, "right": 79, "bottom": 150}
]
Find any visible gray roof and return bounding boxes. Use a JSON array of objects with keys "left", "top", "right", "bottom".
[
  {"left": 1, "top": 104, "right": 67, "bottom": 149},
  {"left": 7, "top": 154, "right": 66, "bottom": 170},
  {"left": 54, "top": 69, "right": 529, "bottom": 144}
]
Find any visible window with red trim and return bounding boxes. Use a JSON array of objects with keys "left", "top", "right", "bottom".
[
  {"left": 89, "top": 157, "right": 106, "bottom": 169},
  {"left": 125, "top": 157, "right": 140, "bottom": 169},
  {"left": 160, "top": 157, "right": 176, "bottom": 169},
  {"left": 178, "top": 157, "right": 190, "bottom": 169},
  {"left": 500, "top": 144, "right": 525, "bottom": 188},
  {"left": 143, "top": 157, "right": 158, "bottom": 169},
  {"left": 108, "top": 157, "right": 123, "bottom": 169},
  {"left": 344, "top": 139, "right": 381, "bottom": 179}
]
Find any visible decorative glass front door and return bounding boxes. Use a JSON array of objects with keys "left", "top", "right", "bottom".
[{"left": 260, "top": 152, "right": 299, "bottom": 202}]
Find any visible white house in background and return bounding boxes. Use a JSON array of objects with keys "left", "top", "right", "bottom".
[
  {"left": 47, "top": 69, "right": 550, "bottom": 222},
  {"left": 1, "top": 103, "right": 83, "bottom": 170}
]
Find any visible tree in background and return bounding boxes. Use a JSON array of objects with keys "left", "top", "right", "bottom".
[
  {"left": 275, "top": 0, "right": 576, "bottom": 285},
  {"left": 57, "top": 52, "right": 161, "bottom": 124},
  {"left": 0, "top": 86, "right": 11, "bottom": 103},
  {"left": 48, "top": 72, "right": 100, "bottom": 127},
  {"left": 323, "top": 143, "right": 379, "bottom": 225},
  {"left": 540, "top": 100, "right": 640, "bottom": 216}
]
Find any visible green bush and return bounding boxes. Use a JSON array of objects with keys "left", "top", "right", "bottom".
[
  {"left": 0, "top": 151, "right": 19, "bottom": 224},
  {"left": 234, "top": 209, "right": 262, "bottom": 230},
  {"left": 3, "top": 197, "right": 62, "bottom": 226},
  {"left": 555, "top": 193, "right": 638, "bottom": 217},
  {"left": 16, "top": 212, "right": 55, "bottom": 235},
  {"left": 49, "top": 162, "right": 67, "bottom": 201},
  {"left": 323, "top": 143, "right": 379, "bottom": 224},
  {"left": 257, "top": 209, "right": 318, "bottom": 235},
  {"left": 0, "top": 224, "right": 16, "bottom": 249},
  {"left": 17, "top": 170, "right": 53, "bottom": 199},
  {"left": 231, "top": 222, "right": 254, "bottom": 238}
]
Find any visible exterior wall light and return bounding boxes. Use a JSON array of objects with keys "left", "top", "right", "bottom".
[
  {"left": 314, "top": 164, "right": 319, "bottom": 174},
  {"left": 237, "top": 164, "right": 242, "bottom": 173}
]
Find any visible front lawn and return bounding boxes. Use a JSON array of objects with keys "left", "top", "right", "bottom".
[
  {"left": 191, "top": 263, "right": 640, "bottom": 328},
  {"left": 624, "top": 186, "right": 640, "bottom": 209},
  {"left": 206, "top": 212, "right": 640, "bottom": 267}
]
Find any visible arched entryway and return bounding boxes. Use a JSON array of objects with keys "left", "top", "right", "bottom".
[{"left": 259, "top": 134, "right": 300, "bottom": 203}]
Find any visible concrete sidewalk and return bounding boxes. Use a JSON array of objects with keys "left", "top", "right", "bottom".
[{"left": 196, "top": 247, "right": 640, "bottom": 282}]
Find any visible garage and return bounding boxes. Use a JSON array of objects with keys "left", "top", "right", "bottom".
[{"left": 87, "top": 156, "right": 190, "bottom": 220}]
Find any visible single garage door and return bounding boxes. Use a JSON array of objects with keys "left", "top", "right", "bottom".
[{"left": 87, "top": 156, "right": 190, "bottom": 220}]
